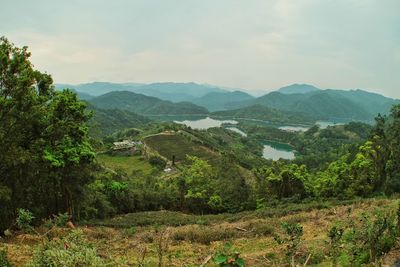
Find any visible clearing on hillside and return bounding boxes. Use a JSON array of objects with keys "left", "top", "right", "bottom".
[
  {"left": 97, "top": 154, "right": 158, "bottom": 176},
  {"left": 144, "top": 133, "right": 219, "bottom": 164}
]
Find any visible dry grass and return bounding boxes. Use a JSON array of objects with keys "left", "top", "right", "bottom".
[{"left": 0, "top": 198, "right": 398, "bottom": 266}]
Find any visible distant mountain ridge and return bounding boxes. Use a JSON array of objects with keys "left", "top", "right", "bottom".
[
  {"left": 56, "top": 82, "right": 227, "bottom": 102},
  {"left": 277, "top": 84, "right": 321, "bottom": 94},
  {"left": 88, "top": 91, "right": 208, "bottom": 115},
  {"left": 211, "top": 104, "right": 315, "bottom": 124},
  {"left": 59, "top": 81, "right": 398, "bottom": 122},
  {"left": 191, "top": 91, "right": 254, "bottom": 111},
  {"left": 230, "top": 87, "right": 399, "bottom": 121}
]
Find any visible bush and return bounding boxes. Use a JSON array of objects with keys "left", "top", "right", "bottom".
[
  {"left": 214, "top": 242, "right": 245, "bottom": 267},
  {"left": 148, "top": 155, "right": 167, "bottom": 170},
  {"left": 44, "top": 212, "right": 70, "bottom": 228},
  {"left": 274, "top": 222, "right": 303, "bottom": 262},
  {"left": 28, "top": 230, "right": 107, "bottom": 267},
  {"left": 0, "top": 249, "right": 12, "bottom": 267},
  {"left": 16, "top": 209, "right": 35, "bottom": 232}
]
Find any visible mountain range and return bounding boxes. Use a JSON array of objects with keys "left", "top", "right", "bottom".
[
  {"left": 59, "top": 82, "right": 399, "bottom": 123},
  {"left": 231, "top": 88, "right": 398, "bottom": 121},
  {"left": 56, "top": 82, "right": 226, "bottom": 102},
  {"left": 89, "top": 91, "right": 208, "bottom": 115}
]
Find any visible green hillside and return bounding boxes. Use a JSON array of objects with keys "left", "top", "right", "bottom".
[
  {"left": 212, "top": 104, "right": 315, "bottom": 124},
  {"left": 231, "top": 89, "right": 398, "bottom": 121},
  {"left": 144, "top": 133, "right": 219, "bottom": 163},
  {"left": 57, "top": 82, "right": 227, "bottom": 102},
  {"left": 89, "top": 91, "right": 208, "bottom": 115},
  {"left": 88, "top": 106, "right": 151, "bottom": 137},
  {"left": 277, "top": 83, "right": 321, "bottom": 94},
  {"left": 191, "top": 91, "right": 254, "bottom": 111}
]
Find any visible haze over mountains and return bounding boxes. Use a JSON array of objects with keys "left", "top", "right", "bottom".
[{"left": 56, "top": 82, "right": 399, "bottom": 123}]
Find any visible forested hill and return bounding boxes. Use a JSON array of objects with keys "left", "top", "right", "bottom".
[
  {"left": 56, "top": 82, "right": 227, "bottom": 102},
  {"left": 88, "top": 91, "right": 209, "bottom": 115},
  {"left": 229, "top": 88, "right": 399, "bottom": 121},
  {"left": 191, "top": 91, "right": 254, "bottom": 111},
  {"left": 211, "top": 104, "right": 315, "bottom": 124},
  {"left": 87, "top": 105, "right": 151, "bottom": 137},
  {"left": 277, "top": 83, "right": 321, "bottom": 94}
]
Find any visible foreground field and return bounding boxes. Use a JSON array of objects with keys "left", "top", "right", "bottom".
[{"left": 1, "top": 198, "right": 399, "bottom": 266}]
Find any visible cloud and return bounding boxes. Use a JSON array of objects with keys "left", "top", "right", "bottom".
[{"left": 1, "top": 0, "right": 399, "bottom": 97}]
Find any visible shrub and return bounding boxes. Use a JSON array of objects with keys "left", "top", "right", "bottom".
[
  {"left": 16, "top": 209, "right": 35, "bottom": 233},
  {"left": 214, "top": 242, "right": 245, "bottom": 267},
  {"left": 0, "top": 249, "right": 12, "bottom": 267},
  {"left": 44, "top": 212, "right": 70, "bottom": 228},
  {"left": 148, "top": 155, "right": 167, "bottom": 170},
  {"left": 274, "top": 222, "right": 304, "bottom": 264},
  {"left": 344, "top": 211, "right": 398, "bottom": 265},
  {"left": 27, "top": 230, "right": 107, "bottom": 267}
]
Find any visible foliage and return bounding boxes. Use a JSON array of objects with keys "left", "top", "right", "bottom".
[
  {"left": 0, "top": 249, "right": 12, "bottom": 267},
  {"left": 44, "top": 212, "right": 70, "bottom": 228},
  {"left": 88, "top": 106, "right": 150, "bottom": 137},
  {"left": 274, "top": 222, "right": 304, "bottom": 259},
  {"left": 0, "top": 37, "right": 95, "bottom": 231},
  {"left": 89, "top": 90, "right": 208, "bottom": 115},
  {"left": 148, "top": 155, "right": 167, "bottom": 170},
  {"left": 327, "top": 206, "right": 399, "bottom": 266},
  {"left": 212, "top": 104, "right": 314, "bottom": 124},
  {"left": 27, "top": 230, "right": 107, "bottom": 267},
  {"left": 16, "top": 209, "right": 35, "bottom": 233},
  {"left": 214, "top": 243, "right": 245, "bottom": 267}
]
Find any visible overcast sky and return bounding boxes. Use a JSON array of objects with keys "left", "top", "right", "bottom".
[{"left": 1, "top": 0, "right": 399, "bottom": 97}]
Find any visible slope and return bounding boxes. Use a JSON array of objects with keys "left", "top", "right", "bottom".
[
  {"left": 88, "top": 106, "right": 151, "bottom": 137},
  {"left": 191, "top": 91, "right": 254, "bottom": 111},
  {"left": 89, "top": 91, "right": 208, "bottom": 115},
  {"left": 212, "top": 104, "right": 315, "bottom": 124}
]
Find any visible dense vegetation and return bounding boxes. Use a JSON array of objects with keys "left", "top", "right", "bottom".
[
  {"left": 212, "top": 104, "right": 315, "bottom": 124},
  {"left": 191, "top": 90, "right": 254, "bottom": 111},
  {"left": 89, "top": 91, "right": 208, "bottom": 115},
  {"left": 88, "top": 105, "right": 151, "bottom": 137},
  {"left": 2, "top": 37, "right": 400, "bottom": 266},
  {"left": 228, "top": 88, "right": 399, "bottom": 121},
  {"left": 0, "top": 37, "right": 95, "bottom": 231}
]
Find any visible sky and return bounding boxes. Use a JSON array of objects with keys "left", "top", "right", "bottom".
[{"left": 1, "top": 0, "right": 399, "bottom": 97}]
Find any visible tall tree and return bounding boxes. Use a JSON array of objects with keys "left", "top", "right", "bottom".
[{"left": 0, "top": 37, "right": 95, "bottom": 230}]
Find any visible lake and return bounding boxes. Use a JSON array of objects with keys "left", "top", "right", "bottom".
[
  {"left": 174, "top": 116, "right": 238, "bottom": 129},
  {"left": 262, "top": 140, "right": 295, "bottom": 160},
  {"left": 173, "top": 117, "right": 296, "bottom": 160},
  {"left": 278, "top": 121, "right": 346, "bottom": 132}
]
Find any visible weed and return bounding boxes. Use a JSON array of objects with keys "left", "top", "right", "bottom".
[
  {"left": 16, "top": 209, "right": 35, "bottom": 233},
  {"left": 214, "top": 242, "right": 245, "bottom": 267}
]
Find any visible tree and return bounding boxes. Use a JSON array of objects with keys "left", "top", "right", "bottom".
[
  {"left": 178, "top": 156, "right": 215, "bottom": 213},
  {"left": 0, "top": 37, "right": 95, "bottom": 230}
]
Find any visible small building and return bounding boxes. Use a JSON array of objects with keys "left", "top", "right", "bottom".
[{"left": 111, "top": 140, "right": 142, "bottom": 155}]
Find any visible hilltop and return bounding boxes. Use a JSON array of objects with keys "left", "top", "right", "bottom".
[
  {"left": 88, "top": 91, "right": 208, "bottom": 115},
  {"left": 277, "top": 83, "right": 321, "bottom": 94}
]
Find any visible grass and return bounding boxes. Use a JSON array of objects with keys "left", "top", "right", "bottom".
[
  {"left": 144, "top": 133, "right": 219, "bottom": 163},
  {"left": 97, "top": 153, "right": 157, "bottom": 176},
  {"left": 2, "top": 198, "right": 399, "bottom": 266},
  {"left": 89, "top": 198, "right": 358, "bottom": 228}
]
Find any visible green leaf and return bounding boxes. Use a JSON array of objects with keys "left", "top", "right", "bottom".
[
  {"left": 214, "top": 254, "right": 228, "bottom": 264},
  {"left": 236, "top": 258, "right": 245, "bottom": 267}
]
